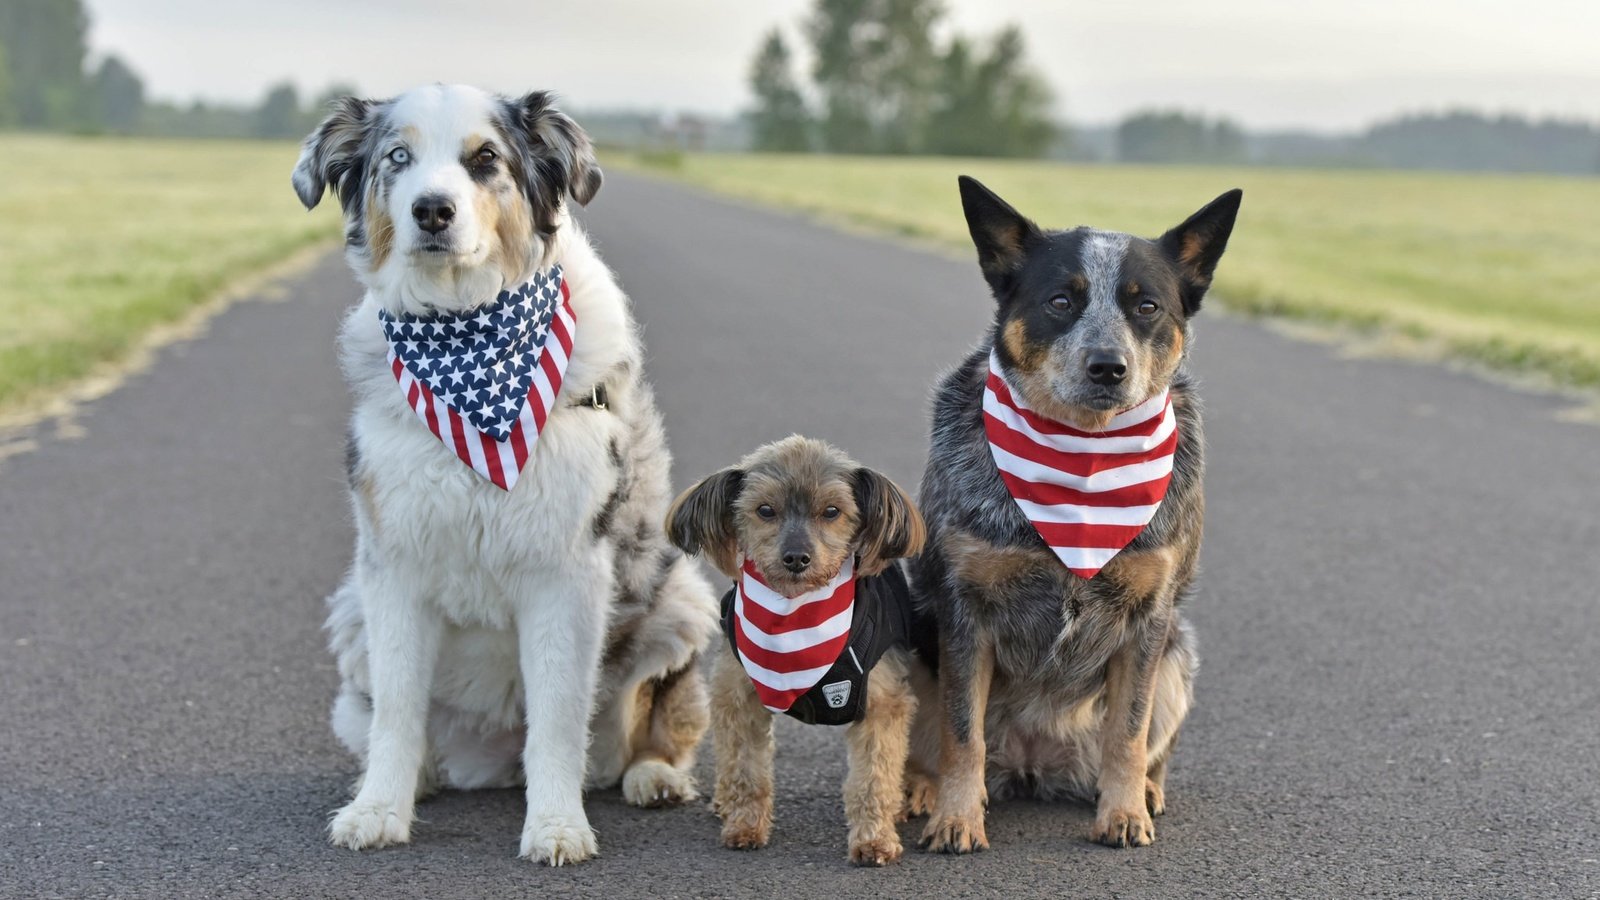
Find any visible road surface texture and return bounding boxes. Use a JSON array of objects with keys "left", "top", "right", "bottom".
[{"left": 3, "top": 172, "right": 1597, "bottom": 899}]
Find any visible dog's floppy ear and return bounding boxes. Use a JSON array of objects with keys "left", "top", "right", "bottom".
[
  {"left": 666, "top": 468, "right": 745, "bottom": 579},
  {"left": 958, "top": 175, "right": 1042, "bottom": 297},
  {"left": 504, "top": 91, "right": 604, "bottom": 234},
  {"left": 850, "top": 467, "right": 926, "bottom": 577},
  {"left": 292, "top": 96, "right": 381, "bottom": 211},
  {"left": 1158, "top": 189, "right": 1242, "bottom": 316}
]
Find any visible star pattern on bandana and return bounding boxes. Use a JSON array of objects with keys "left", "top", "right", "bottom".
[{"left": 378, "top": 266, "right": 564, "bottom": 442}]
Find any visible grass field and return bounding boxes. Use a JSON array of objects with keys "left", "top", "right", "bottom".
[
  {"left": 620, "top": 152, "right": 1600, "bottom": 389},
  {"left": 0, "top": 135, "right": 338, "bottom": 419}
]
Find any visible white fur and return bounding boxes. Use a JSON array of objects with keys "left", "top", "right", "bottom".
[{"left": 316, "top": 85, "right": 716, "bottom": 866}]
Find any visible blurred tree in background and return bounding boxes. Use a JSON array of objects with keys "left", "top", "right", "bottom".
[
  {"left": 751, "top": 0, "right": 1057, "bottom": 157},
  {"left": 1116, "top": 110, "right": 1246, "bottom": 164},
  {"left": 0, "top": 44, "right": 15, "bottom": 127},
  {"left": 91, "top": 54, "right": 143, "bottom": 133},
  {"left": 749, "top": 29, "right": 811, "bottom": 151},
  {"left": 0, "top": 0, "right": 90, "bottom": 128},
  {"left": 255, "top": 83, "right": 302, "bottom": 139},
  {"left": 807, "top": 0, "right": 944, "bottom": 154},
  {"left": 924, "top": 26, "right": 1054, "bottom": 157}
]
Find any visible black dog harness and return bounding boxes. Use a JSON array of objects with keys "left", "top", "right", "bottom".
[{"left": 720, "top": 564, "right": 914, "bottom": 726}]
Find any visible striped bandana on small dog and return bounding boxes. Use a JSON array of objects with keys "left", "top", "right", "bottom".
[
  {"left": 983, "top": 351, "right": 1178, "bottom": 579},
  {"left": 378, "top": 265, "right": 574, "bottom": 491},
  {"left": 731, "top": 556, "right": 857, "bottom": 713}
]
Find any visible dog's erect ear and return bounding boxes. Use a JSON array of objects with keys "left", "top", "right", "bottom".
[
  {"left": 1158, "top": 189, "right": 1242, "bottom": 316},
  {"left": 850, "top": 467, "right": 926, "bottom": 578},
  {"left": 504, "top": 91, "right": 604, "bottom": 234},
  {"left": 958, "top": 175, "right": 1042, "bottom": 297},
  {"left": 666, "top": 468, "right": 745, "bottom": 579},
  {"left": 292, "top": 96, "right": 380, "bottom": 211}
]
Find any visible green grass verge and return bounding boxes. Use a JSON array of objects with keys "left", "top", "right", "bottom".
[
  {"left": 0, "top": 135, "right": 339, "bottom": 417},
  {"left": 615, "top": 152, "right": 1600, "bottom": 389}
]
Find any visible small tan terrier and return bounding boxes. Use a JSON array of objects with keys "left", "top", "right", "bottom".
[{"left": 666, "top": 435, "right": 928, "bottom": 866}]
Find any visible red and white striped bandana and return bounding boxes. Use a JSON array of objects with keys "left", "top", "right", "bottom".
[
  {"left": 731, "top": 556, "right": 857, "bottom": 713},
  {"left": 379, "top": 267, "right": 575, "bottom": 491},
  {"left": 982, "top": 351, "right": 1178, "bottom": 579}
]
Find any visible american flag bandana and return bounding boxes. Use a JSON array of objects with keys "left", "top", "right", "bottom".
[
  {"left": 983, "top": 351, "right": 1178, "bottom": 579},
  {"left": 731, "top": 556, "right": 857, "bottom": 713},
  {"left": 378, "top": 265, "right": 574, "bottom": 491}
]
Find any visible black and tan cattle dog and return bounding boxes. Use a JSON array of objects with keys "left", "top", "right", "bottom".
[
  {"left": 667, "top": 436, "right": 928, "bottom": 865},
  {"left": 912, "top": 177, "right": 1241, "bottom": 851}
]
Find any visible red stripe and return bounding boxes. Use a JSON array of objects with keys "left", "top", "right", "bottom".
[
  {"left": 391, "top": 356, "right": 405, "bottom": 379},
  {"left": 479, "top": 430, "right": 506, "bottom": 489},
  {"left": 538, "top": 344, "right": 563, "bottom": 404},
  {"left": 985, "top": 412, "right": 1178, "bottom": 478},
  {"left": 737, "top": 585, "right": 853, "bottom": 634},
  {"left": 407, "top": 381, "right": 421, "bottom": 412},
  {"left": 997, "top": 469, "right": 1171, "bottom": 508},
  {"left": 1030, "top": 520, "right": 1154, "bottom": 549},
  {"left": 752, "top": 683, "right": 810, "bottom": 712},
  {"left": 420, "top": 384, "right": 443, "bottom": 439},
  {"left": 445, "top": 406, "right": 472, "bottom": 466},
  {"left": 510, "top": 408, "right": 530, "bottom": 469},
  {"left": 732, "top": 617, "right": 851, "bottom": 673},
  {"left": 986, "top": 371, "right": 1165, "bottom": 438},
  {"left": 553, "top": 304, "right": 575, "bottom": 355}
]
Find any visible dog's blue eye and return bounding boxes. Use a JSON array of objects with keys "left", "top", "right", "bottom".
[
  {"left": 388, "top": 147, "right": 410, "bottom": 165},
  {"left": 822, "top": 506, "right": 840, "bottom": 520},
  {"left": 757, "top": 504, "right": 776, "bottom": 519}
]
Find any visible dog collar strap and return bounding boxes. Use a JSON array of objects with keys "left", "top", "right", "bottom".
[
  {"left": 982, "top": 351, "right": 1177, "bottom": 578},
  {"left": 731, "top": 556, "right": 857, "bottom": 714},
  {"left": 378, "top": 266, "right": 575, "bottom": 491}
]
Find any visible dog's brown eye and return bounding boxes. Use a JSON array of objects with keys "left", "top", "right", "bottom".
[
  {"left": 757, "top": 504, "right": 776, "bottom": 519},
  {"left": 821, "top": 506, "right": 840, "bottom": 520},
  {"left": 1136, "top": 300, "right": 1159, "bottom": 316},
  {"left": 1049, "top": 294, "right": 1073, "bottom": 311},
  {"left": 474, "top": 147, "right": 497, "bottom": 166}
]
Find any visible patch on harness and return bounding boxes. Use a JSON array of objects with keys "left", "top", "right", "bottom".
[{"left": 821, "top": 680, "right": 852, "bottom": 709}]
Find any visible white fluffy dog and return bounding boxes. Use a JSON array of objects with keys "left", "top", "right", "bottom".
[{"left": 292, "top": 84, "right": 717, "bottom": 865}]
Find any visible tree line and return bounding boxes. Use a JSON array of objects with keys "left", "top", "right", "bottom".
[
  {"left": 5, "top": 0, "right": 1596, "bottom": 174},
  {"left": 748, "top": 0, "right": 1056, "bottom": 158},
  {"left": 0, "top": 0, "right": 348, "bottom": 139}
]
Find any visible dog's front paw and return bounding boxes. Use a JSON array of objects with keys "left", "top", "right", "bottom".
[
  {"left": 1145, "top": 777, "right": 1166, "bottom": 817},
  {"left": 328, "top": 799, "right": 412, "bottom": 850},
  {"left": 718, "top": 802, "right": 771, "bottom": 851},
  {"left": 622, "top": 758, "right": 698, "bottom": 808},
  {"left": 520, "top": 813, "right": 598, "bottom": 866},
  {"left": 900, "top": 770, "right": 939, "bottom": 821},
  {"left": 849, "top": 833, "right": 904, "bottom": 867},
  {"left": 1091, "top": 804, "right": 1155, "bottom": 848},
  {"left": 921, "top": 809, "right": 988, "bottom": 854}
]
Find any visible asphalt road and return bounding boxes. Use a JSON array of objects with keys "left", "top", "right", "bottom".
[{"left": 3, "top": 171, "right": 1597, "bottom": 899}]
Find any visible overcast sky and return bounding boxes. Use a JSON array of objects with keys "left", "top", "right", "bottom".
[{"left": 86, "top": 0, "right": 1600, "bottom": 132}]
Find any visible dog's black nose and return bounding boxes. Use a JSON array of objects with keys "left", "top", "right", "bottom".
[
  {"left": 782, "top": 552, "right": 811, "bottom": 573},
  {"left": 1085, "top": 351, "right": 1129, "bottom": 386},
  {"left": 412, "top": 195, "right": 456, "bottom": 235}
]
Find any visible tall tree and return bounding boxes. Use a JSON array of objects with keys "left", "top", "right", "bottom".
[
  {"left": 0, "top": 0, "right": 91, "bottom": 127},
  {"left": 925, "top": 26, "right": 1055, "bottom": 157},
  {"left": 255, "top": 82, "right": 302, "bottom": 139},
  {"left": 806, "top": 0, "right": 944, "bottom": 154},
  {"left": 0, "top": 44, "right": 14, "bottom": 127},
  {"left": 748, "top": 29, "right": 811, "bottom": 152},
  {"left": 90, "top": 54, "right": 143, "bottom": 132}
]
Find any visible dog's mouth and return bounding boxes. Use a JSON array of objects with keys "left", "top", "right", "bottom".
[
  {"left": 758, "top": 565, "right": 839, "bottom": 599},
  {"left": 1075, "top": 390, "right": 1126, "bottom": 411}
]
